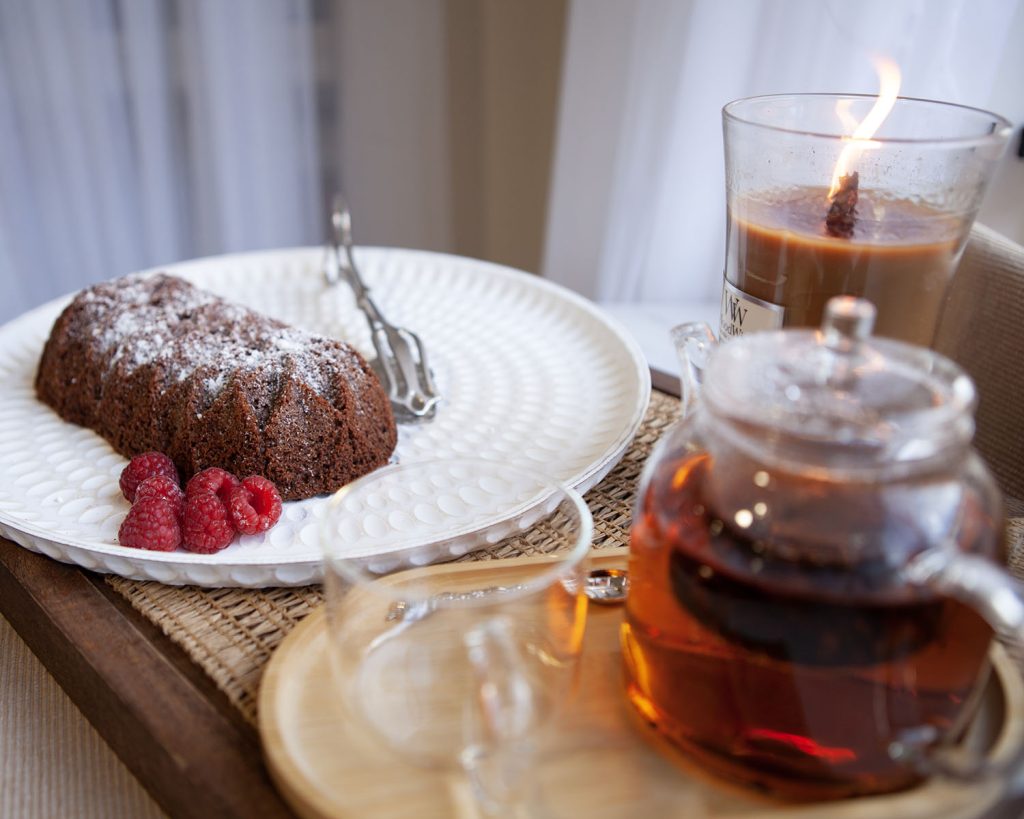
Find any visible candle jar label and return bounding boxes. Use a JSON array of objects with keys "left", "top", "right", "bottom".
[{"left": 719, "top": 279, "right": 784, "bottom": 339}]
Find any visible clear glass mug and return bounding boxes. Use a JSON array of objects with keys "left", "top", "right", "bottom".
[
  {"left": 626, "top": 298, "right": 1024, "bottom": 800},
  {"left": 720, "top": 93, "right": 1010, "bottom": 345},
  {"left": 321, "top": 459, "right": 593, "bottom": 816}
]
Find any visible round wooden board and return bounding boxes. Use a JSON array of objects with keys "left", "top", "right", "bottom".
[{"left": 259, "top": 550, "right": 1023, "bottom": 818}]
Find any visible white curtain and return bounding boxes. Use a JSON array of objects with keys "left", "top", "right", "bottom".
[
  {"left": 544, "top": 0, "right": 1024, "bottom": 305},
  {"left": 0, "top": 0, "right": 457, "bottom": 327},
  {"left": 0, "top": 0, "right": 325, "bottom": 324}
]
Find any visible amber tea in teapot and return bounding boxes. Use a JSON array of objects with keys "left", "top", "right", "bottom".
[
  {"left": 624, "top": 298, "right": 1012, "bottom": 800},
  {"left": 624, "top": 450, "right": 997, "bottom": 799}
]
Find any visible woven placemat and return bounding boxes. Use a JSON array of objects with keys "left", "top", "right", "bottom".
[
  {"left": 103, "top": 389, "right": 1024, "bottom": 728},
  {"left": 104, "top": 391, "right": 680, "bottom": 726}
]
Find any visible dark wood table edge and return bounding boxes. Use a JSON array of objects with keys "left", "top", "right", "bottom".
[
  {"left": 0, "top": 541, "right": 295, "bottom": 818},
  {"left": 649, "top": 366, "right": 680, "bottom": 399},
  {"left": 0, "top": 368, "right": 680, "bottom": 818}
]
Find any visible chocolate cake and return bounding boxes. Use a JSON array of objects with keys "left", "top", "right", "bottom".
[{"left": 36, "top": 274, "right": 397, "bottom": 501}]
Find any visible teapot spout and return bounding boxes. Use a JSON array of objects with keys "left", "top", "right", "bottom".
[{"left": 671, "top": 322, "right": 717, "bottom": 415}]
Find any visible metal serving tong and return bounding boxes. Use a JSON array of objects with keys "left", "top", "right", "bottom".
[{"left": 325, "top": 194, "right": 440, "bottom": 421}]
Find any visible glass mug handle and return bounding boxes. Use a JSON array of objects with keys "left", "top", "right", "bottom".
[
  {"left": 901, "top": 549, "right": 1024, "bottom": 779},
  {"left": 461, "top": 615, "right": 538, "bottom": 816}
]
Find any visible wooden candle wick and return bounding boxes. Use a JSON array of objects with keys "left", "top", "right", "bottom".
[{"left": 825, "top": 172, "right": 859, "bottom": 239}]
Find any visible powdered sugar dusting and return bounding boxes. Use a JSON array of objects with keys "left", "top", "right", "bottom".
[{"left": 73, "top": 274, "right": 363, "bottom": 404}]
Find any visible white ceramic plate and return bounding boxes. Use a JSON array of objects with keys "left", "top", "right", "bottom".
[{"left": 0, "top": 248, "right": 650, "bottom": 587}]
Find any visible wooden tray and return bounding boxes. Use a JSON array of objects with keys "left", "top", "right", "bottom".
[{"left": 258, "top": 548, "right": 1023, "bottom": 818}]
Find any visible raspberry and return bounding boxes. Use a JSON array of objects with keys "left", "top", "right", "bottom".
[
  {"left": 228, "top": 476, "right": 283, "bottom": 535},
  {"left": 135, "top": 476, "right": 185, "bottom": 523},
  {"left": 182, "top": 492, "right": 236, "bottom": 554},
  {"left": 120, "top": 452, "right": 179, "bottom": 502},
  {"left": 186, "top": 468, "right": 241, "bottom": 504},
  {"left": 118, "top": 497, "right": 182, "bottom": 552}
]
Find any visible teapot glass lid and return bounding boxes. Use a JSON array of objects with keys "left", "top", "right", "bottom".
[{"left": 702, "top": 298, "right": 976, "bottom": 471}]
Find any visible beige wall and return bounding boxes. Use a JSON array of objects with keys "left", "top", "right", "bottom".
[
  {"left": 323, "top": 0, "right": 567, "bottom": 276},
  {"left": 446, "top": 0, "right": 567, "bottom": 273}
]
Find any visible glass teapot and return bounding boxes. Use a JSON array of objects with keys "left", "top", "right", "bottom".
[{"left": 623, "top": 297, "right": 1024, "bottom": 801}]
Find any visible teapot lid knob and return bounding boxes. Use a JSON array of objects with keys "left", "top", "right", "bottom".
[{"left": 822, "top": 297, "right": 876, "bottom": 352}]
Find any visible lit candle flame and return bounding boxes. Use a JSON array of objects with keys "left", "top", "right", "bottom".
[{"left": 828, "top": 57, "right": 901, "bottom": 199}]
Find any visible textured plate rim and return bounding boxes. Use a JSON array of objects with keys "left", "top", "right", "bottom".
[{"left": 0, "top": 247, "right": 651, "bottom": 583}]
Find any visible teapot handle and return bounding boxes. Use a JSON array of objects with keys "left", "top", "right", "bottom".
[
  {"left": 900, "top": 549, "right": 1024, "bottom": 781},
  {"left": 670, "top": 322, "right": 717, "bottom": 417}
]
